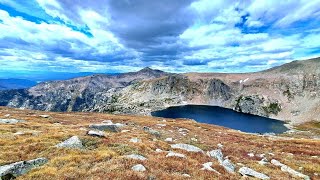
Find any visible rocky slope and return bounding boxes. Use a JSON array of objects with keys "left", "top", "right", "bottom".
[
  {"left": 0, "top": 107, "right": 319, "bottom": 179},
  {"left": 0, "top": 58, "right": 319, "bottom": 124}
]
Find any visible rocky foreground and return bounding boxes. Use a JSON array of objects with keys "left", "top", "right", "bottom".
[
  {"left": 0, "top": 57, "right": 319, "bottom": 124},
  {"left": 0, "top": 107, "right": 319, "bottom": 179}
]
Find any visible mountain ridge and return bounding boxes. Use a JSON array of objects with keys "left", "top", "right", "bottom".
[{"left": 0, "top": 58, "right": 319, "bottom": 124}]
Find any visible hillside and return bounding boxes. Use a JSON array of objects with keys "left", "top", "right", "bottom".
[
  {"left": 0, "top": 58, "right": 319, "bottom": 124},
  {"left": 0, "top": 107, "right": 319, "bottom": 179}
]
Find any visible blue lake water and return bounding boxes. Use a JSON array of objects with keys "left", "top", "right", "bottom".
[{"left": 151, "top": 105, "right": 288, "bottom": 134}]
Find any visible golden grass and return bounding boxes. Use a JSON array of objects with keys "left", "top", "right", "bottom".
[{"left": 0, "top": 107, "right": 319, "bottom": 180}]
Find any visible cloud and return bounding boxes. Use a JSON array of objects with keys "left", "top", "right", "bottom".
[{"left": 0, "top": 0, "right": 319, "bottom": 74}]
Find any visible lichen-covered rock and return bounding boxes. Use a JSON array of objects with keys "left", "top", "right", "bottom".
[
  {"left": 0, "top": 158, "right": 48, "bottom": 179},
  {"left": 171, "top": 144, "right": 203, "bottom": 153},
  {"left": 239, "top": 167, "right": 269, "bottom": 179},
  {"left": 271, "top": 159, "right": 310, "bottom": 180},
  {"left": 55, "top": 136, "right": 84, "bottom": 149}
]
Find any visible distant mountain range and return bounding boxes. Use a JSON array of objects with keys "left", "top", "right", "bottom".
[
  {"left": 0, "top": 78, "right": 37, "bottom": 90},
  {"left": 0, "top": 58, "right": 319, "bottom": 124}
]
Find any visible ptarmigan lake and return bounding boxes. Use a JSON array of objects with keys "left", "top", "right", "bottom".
[{"left": 152, "top": 105, "right": 288, "bottom": 134}]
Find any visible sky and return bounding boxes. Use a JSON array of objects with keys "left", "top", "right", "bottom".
[{"left": 0, "top": 0, "right": 320, "bottom": 76}]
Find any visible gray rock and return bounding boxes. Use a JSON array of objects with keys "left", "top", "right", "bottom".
[
  {"left": 201, "top": 162, "right": 220, "bottom": 174},
  {"left": 39, "top": 115, "right": 50, "bottom": 118},
  {"left": 89, "top": 123, "right": 124, "bottom": 132},
  {"left": 182, "top": 174, "right": 191, "bottom": 177},
  {"left": 55, "top": 136, "right": 84, "bottom": 149},
  {"left": 0, "top": 119, "right": 25, "bottom": 124},
  {"left": 166, "top": 152, "right": 185, "bottom": 158},
  {"left": 222, "top": 159, "right": 235, "bottom": 173},
  {"left": 259, "top": 158, "right": 268, "bottom": 165},
  {"left": 165, "top": 138, "right": 173, "bottom": 142},
  {"left": 0, "top": 158, "right": 48, "bottom": 179},
  {"left": 239, "top": 167, "right": 269, "bottom": 180},
  {"left": 207, "top": 149, "right": 224, "bottom": 163},
  {"left": 87, "top": 130, "right": 105, "bottom": 137},
  {"left": 131, "top": 164, "right": 146, "bottom": 172},
  {"left": 271, "top": 159, "right": 310, "bottom": 180},
  {"left": 102, "top": 120, "right": 113, "bottom": 124},
  {"left": 143, "top": 126, "right": 161, "bottom": 137},
  {"left": 171, "top": 144, "right": 203, "bottom": 153},
  {"left": 130, "top": 137, "right": 141, "bottom": 143},
  {"left": 125, "top": 154, "right": 147, "bottom": 161}
]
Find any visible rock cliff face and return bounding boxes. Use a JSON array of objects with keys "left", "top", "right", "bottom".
[{"left": 0, "top": 58, "right": 319, "bottom": 124}]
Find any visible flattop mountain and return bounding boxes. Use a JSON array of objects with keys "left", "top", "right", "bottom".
[{"left": 0, "top": 57, "right": 319, "bottom": 124}]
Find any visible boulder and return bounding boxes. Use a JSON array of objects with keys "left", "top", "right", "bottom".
[
  {"left": 0, "top": 158, "right": 48, "bottom": 179},
  {"left": 271, "top": 159, "right": 310, "bottom": 180},
  {"left": 0, "top": 119, "right": 25, "bottom": 124},
  {"left": 143, "top": 126, "right": 161, "bottom": 137},
  {"left": 166, "top": 152, "right": 185, "bottom": 158},
  {"left": 201, "top": 162, "right": 220, "bottom": 174},
  {"left": 39, "top": 115, "right": 50, "bottom": 118},
  {"left": 55, "top": 136, "right": 84, "bottom": 149},
  {"left": 131, "top": 164, "right": 146, "bottom": 172},
  {"left": 171, "top": 144, "right": 203, "bottom": 153},
  {"left": 89, "top": 123, "right": 124, "bottom": 132},
  {"left": 87, "top": 130, "right": 105, "bottom": 137},
  {"left": 125, "top": 154, "right": 147, "bottom": 161},
  {"left": 102, "top": 120, "right": 113, "bottom": 124},
  {"left": 239, "top": 167, "right": 269, "bottom": 180},
  {"left": 165, "top": 138, "right": 173, "bottom": 142},
  {"left": 207, "top": 149, "right": 224, "bottom": 163}
]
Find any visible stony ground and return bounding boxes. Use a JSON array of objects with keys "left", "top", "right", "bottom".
[{"left": 0, "top": 107, "right": 319, "bottom": 180}]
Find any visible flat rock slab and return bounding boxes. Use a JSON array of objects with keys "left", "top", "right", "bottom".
[
  {"left": 125, "top": 154, "right": 147, "bottom": 161},
  {"left": 222, "top": 159, "right": 235, "bottom": 173},
  {"left": 55, "top": 136, "right": 84, "bottom": 149},
  {"left": 239, "top": 167, "right": 269, "bottom": 180},
  {"left": 201, "top": 162, "right": 220, "bottom": 174},
  {"left": 0, "top": 119, "right": 25, "bottom": 124},
  {"left": 0, "top": 158, "right": 48, "bottom": 179},
  {"left": 166, "top": 152, "right": 186, "bottom": 158},
  {"left": 89, "top": 123, "right": 124, "bottom": 132},
  {"left": 39, "top": 115, "right": 50, "bottom": 118},
  {"left": 171, "top": 144, "right": 203, "bottom": 153},
  {"left": 87, "top": 130, "right": 105, "bottom": 137},
  {"left": 271, "top": 159, "right": 310, "bottom": 180}
]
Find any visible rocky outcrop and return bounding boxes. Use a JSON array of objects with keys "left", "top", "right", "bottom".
[{"left": 0, "top": 158, "right": 48, "bottom": 179}]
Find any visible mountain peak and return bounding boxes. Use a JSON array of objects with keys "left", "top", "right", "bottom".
[{"left": 139, "top": 67, "right": 154, "bottom": 72}]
